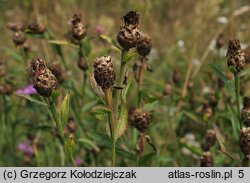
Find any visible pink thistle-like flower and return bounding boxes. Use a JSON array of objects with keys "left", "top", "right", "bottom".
[
  {"left": 18, "top": 140, "right": 34, "bottom": 156},
  {"left": 16, "top": 84, "right": 37, "bottom": 95},
  {"left": 75, "top": 157, "right": 84, "bottom": 166}
]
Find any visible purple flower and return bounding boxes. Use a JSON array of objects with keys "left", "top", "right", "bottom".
[
  {"left": 18, "top": 141, "right": 34, "bottom": 156},
  {"left": 16, "top": 84, "right": 37, "bottom": 95},
  {"left": 75, "top": 157, "right": 83, "bottom": 166}
]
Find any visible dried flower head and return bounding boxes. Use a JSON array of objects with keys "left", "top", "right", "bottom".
[
  {"left": 0, "top": 83, "right": 13, "bottom": 95},
  {"left": 137, "top": 35, "right": 152, "bottom": 57},
  {"left": 242, "top": 97, "right": 250, "bottom": 127},
  {"left": 202, "top": 130, "right": 216, "bottom": 151},
  {"left": 93, "top": 56, "right": 116, "bottom": 91},
  {"left": 122, "top": 11, "right": 140, "bottom": 29},
  {"left": 200, "top": 151, "right": 213, "bottom": 167},
  {"left": 27, "top": 22, "right": 46, "bottom": 34},
  {"left": 12, "top": 30, "right": 26, "bottom": 46},
  {"left": 7, "top": 22, "right": 25, "bottom": 32},
  {"left": 78, "top": 57, "right": 88, "bottom": 71},
  {"left": 239, "top": 127, "right": 250, "bottom": 156},
  {"left": 130, "top": 109, "right": 150, "bottom": 133},
  {"left": 50, "top": 62, "right": 65, "bottom": 84},
  {"left": 71, "top": 14, "right": 86, "bottom": 40},
  {"left": 28, "top": 58, "right": 58, "bottom": 97},
  {"left": 117, "top": 26, "right": 140, "bottom": 50},
  {"left": 226, "top": 39, "right": 245, "bottom": 73}
]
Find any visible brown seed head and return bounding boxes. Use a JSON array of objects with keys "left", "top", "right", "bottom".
[
  {"left": 28, "top": 58, "right": 58, "bottom": 97},
  {"left": 202, "top": 130, "right": 216, "bottom": 151},
  {"left": 71, "top": 14, "right": 86, "bottom": 41},
  {"left": 12, "top": 30, "right": 26, "bottom": 46},
  {"left": 137, "top": 35, "right": 152, "bottom": 57},
  {"left": 27, "top": 22, "right": 46, "bottom": 34},
  {"left": 200, "top": 151, "right": 213, "bottom": 167},
  {"left": 130, "top": 109, "right": 150, "bottom": 133},
  {"left": 7, "top": 22, "right": 25, "bottom": 32},
  {"left": 239, "top": 127, "right": 250, "bottom": 156},
  {"left": 93, "top": 56, "right": 116, "bottom": 91},
  {"left": 122, "top": 11, "right": 140, "bottom": 29},
  {"left": 226, "top": 39, "right": 245, "bottom": 73},
  {"left": 117, "top": 26, "right": 140, "bottom": 50}
]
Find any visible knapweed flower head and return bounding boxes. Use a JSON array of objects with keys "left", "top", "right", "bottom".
[
  {"left": 137, "top": 34, "right": 152, "bottom": 57},
  {"left": 130, "top": 108, "right": 150, "bottom": 133},
  {"left": 239, "top": 127, "right": 250, "bottom": 156},
  {"left": 202, "top": 130, "right": 216, "bottom": 151},
  {"left": 75, "top": 157, "right": 84, "bottom": 166},
  {"left": 27, "top": 57, "right": 58, "bottom": 97},
  {"left": 117, "top": 10, "right": 141, "bottom": 50},
  {"left": 16, "top": 84, "right": 37, "bottom": 95},
  {"left": 93, "top": 56, "right": 116, "bottom": 91},
  {"left": 200, "top": 151, "right": 213, "bottom": 167},
  {"left": 226, "top": 39, "right": 245, "bottom": 74},
  {"left": 67, "top": 14, "right": 87, "bottom": 45},
  {"left": 242, "top": 97, "right": 250, "bottom": 127},
  {"left": 18, "top": 140, "right": 34, "bottom": 156},
  {"left": 12, "top": 30, "right": 26, "bottom": 46}
]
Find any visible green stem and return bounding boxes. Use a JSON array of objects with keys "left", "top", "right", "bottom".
[
  {"left": 48, "top": 98, "right": 76, "bottom": 166},
  {"left": 105, "top": 90, "right": 116, "bottom": 166},
  {"left": 234, "top": 74, "right": 241, "bottom": 127}
]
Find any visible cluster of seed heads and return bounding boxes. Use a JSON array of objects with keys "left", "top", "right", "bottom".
[
  {"left": 27, "top": 58, "right": 58, "bottom": 97},
  {"left": 117, "top": 11, "right": 152, "bottom": 57}
]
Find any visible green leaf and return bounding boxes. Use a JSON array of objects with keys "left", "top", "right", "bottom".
[
  {"left": 60, "top": 93, "right": 70, "bottom": 129},
  {"left": 115, "top": 75, "right": 132, "bottom": 141},
  {"left": 138, "top": 152, "right": 156, "bottom": 166},
  {"left": 17, "top": 94, "right": 47, "bottom": 107},
  {"left": 91, "top": 105, "right": 112, "bottom": 114},
  {"left": 144, "top": 100, "right": 159, "bottom": 112},
  {"left": 124, "top": 51, "right": 137, "bottom": 62},
  {"left": 51, "top": 90, "right": 60, "bottom": 102},
  {"left": 100, "top": 35, "right": 121, "bottom": 50},
  {"left": 227, "top": 105, "right": 240, "bottom": 140},
  {"left": 239, "top": 68, "right": 250, "bottom": 78},
  {"left": 81, "top": 36, "right": 91, "bottom": 56},
  {"left": 78, "top": 138, "right": 100, "bottom": 152},
  {"left": 209, "top": 64, "right": 234, "bottom": 91},
  {"left": 65, "top": 136, "right": 75, "bottom": 156},
  {"left": 182, "top": 111, "right": 203, "bottom": 124}
]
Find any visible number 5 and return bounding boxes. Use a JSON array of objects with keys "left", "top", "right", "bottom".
[{"left": 238, "top": 170, "right": 244, "bottom": 178}]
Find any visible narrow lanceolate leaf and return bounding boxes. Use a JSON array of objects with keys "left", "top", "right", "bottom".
[
  {"left": 209, "top": 64, "right": 234, "bottom": 91},
  {"left": 100, "top": 35, "right": 121, "bottom": 50},
  {"left": 60, "top": 93, "right": 70, "bottom": 129},
  {"left": 65, "top": 136, "right": 75, "bottom": 156},
  {"left": 91, "top": 105, "right": 112, "bottom": 114},
  {"left": 227, "top": 105, "right": 240, "bottom": 140},
  {"left": 144, "top": 100, "right": 159, "bottom": 112},
  {"left": 17, "top": 94, "right": 47, "bottom": 107},
  {"left": 239, "top": 67, "right": 250, "bottom": 78},
  {"left": 48, "top": 40, "right": 77, "bottom": 48},
  {"left": 115, "top": 74, "right": 132, "bottom": 141}
]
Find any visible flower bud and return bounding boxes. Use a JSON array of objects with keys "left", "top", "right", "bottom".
[
  {"left": 50, "top": 62, "right": 65, "bottom": 85},
  {"left": 71, "top": 14, "right": 86, "bottom": 40},
  {"left": 242, "top": 97, "right": 250, "bottom": 127},
  {"left": 130, "top": 108, "right": 150, "bottom": 133},
  {"left": 77, "top": 57, "right": 88, "bottom": 71},
  {"left": 93, "top": 56, "right": 116, "bottom": 91},
  {"left": 12, "top": 30, "right": 26, "bottom": 46},
  {"left": 27, "top": 58, "right": 58, "bottom": 97},
  {"left": 226, "top": 39, "right": 245, "bottom": 74},
  {"left": 137, "top": 35, "right": 152, "bottom": 57},
  {"left": 239, "top": 127, "right": 250, "bottom": 156},
  {"left": 117, "top": 26, "right": 140, "bottom": 50},
  {"left": 200, "top": 151, "right": 213, "bottom": 167}
]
